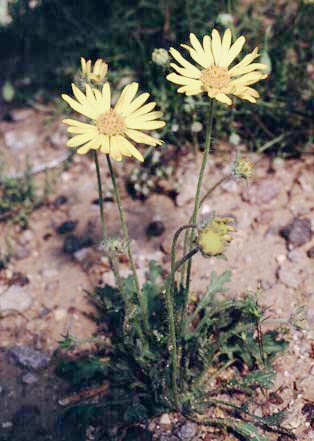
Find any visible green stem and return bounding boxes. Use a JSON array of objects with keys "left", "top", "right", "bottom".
[
  {"left": 106, "top": 155, "right": 149, "bottom": 333},
  {"left": 179, "top": 174, "right": 229, "bottom": 286},
  {"left": 184, "top": 99, "right": 216, "bottom": 305},
  {"left": 93, "top": 152, "right": 124, "bottom": 297}
]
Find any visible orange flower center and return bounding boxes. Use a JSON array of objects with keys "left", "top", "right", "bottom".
[
  {"left": 96, "top": 110, "right": 126, "bottom": 136},
  {"left": 200, "top": 66, "right": 230, "bottom": 90}
]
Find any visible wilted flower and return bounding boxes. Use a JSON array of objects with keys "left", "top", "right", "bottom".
[
  {"left": 62, "top": 81, "right": 165, "bottom": 161},
  {"left": 81, "top": 57, "right": 108, "bottom": 84},
  {"left": 167, "top": 28, "right": 268, "bottom": 105},
  {"left": 152, "top": 48, "right": 170, "bottom": 67},
  {"left": 229, "top": 132, "right": 241, "bottom": 145},
  {"left": 198, "top": 216, "right": 235, "bottom": 256},
  {"left": 232, "top": 156, "right": 253, "bottom": 180}
]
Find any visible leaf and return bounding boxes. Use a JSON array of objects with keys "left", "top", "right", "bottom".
[
  {"left": 188, "top": 270, "right": 232, "bottom": 323},
  {"left": 2, "top": 81, "right": 15, "bottom": 102},
  {"left": 231, "top": 420, "right": 269, "bottom": 441},
  {"left": 241, "top": 369, "right": 276, "bottom": 389},
  {"left": 123, "top": 403, "right": 148, "bottom": 423}
]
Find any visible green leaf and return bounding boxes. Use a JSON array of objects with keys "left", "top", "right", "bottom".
[
  {"left": 2, "top": 81, "right": 15, "bottom": 102},
  {"left": 231, "top": 420, "right": 269, "bottom": 441}
]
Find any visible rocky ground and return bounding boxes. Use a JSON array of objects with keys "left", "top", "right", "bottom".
[{"left": 0, "top": 108, "right": 314, "bottom": 440}]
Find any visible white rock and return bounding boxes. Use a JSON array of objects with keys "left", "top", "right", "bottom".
[
  {"left": 160, "top": 413, "right": 171, "bottom": 425},
  {"left": 0, "top": 285, "right": 33, "bottom": 313},
  {"left": 54, "top": 308, "right": 67, "bottom": 321}
]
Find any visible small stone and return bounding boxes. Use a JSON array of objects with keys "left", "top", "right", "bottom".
[
  {"left": 1, "top": 421, "right": 13, "bottom": 429},
  {"left": 54, "top": 308, "right": 67, "bottom": 322},
  {"left": 278, "top": 262, "right": 303, "bottom": 289},
  {"left": 276, "top": 254, "right": 286, "bottom": 264},
  {"left": 0, "top": 285, "right": 33, "bottom": 314},
  {"left": 53, "top": 195, "right": 68, "bottom": 208},
  {"left": 307, "top": 246, "right": 314, "bottom": 259},
  {"left": 177, "top": 422, "right": 197, "bottom": 440},
  {"left": 63, "top": 234, "right": 82, "bottom": 254},
  {"left": 19, "top": 229, "right": 33, "bottom": 245},
  {"left": 22, "top": 372, "right": 38, "bottom": 384},
  {"left": 160, "top": 413, "right": 171, "bottom": 426},
  {"left": 221, "top": 179, "right": 238, "bottom": 193},
  {"left": 9, "top": 346, "right": 50, "bottom": 370},
  {"left": 10, "top": 108, "right": 33, "bottom": 121},
  {"left": 56, "top": 220, "right": 78, "bottom": 234},
  {"left": 242, "top": 179, "right": 280, "bottom": 205},
  {"left": 146, "top": 220, "right": 166, "bottom": 237},
  {"left": 280, "top": 218, "right": 312, "bottom": 248}
]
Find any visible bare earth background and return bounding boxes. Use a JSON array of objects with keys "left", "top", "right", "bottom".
[{"left": 0, "top": 108, "right": 313, "bottom": 440}]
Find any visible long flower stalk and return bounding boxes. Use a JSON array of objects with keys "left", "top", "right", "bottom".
[
  {"left": 183, "top": 99, "right": 216, "bottom": 297},
  {"left": 93, "top": 151, "right": 124, "bottom": 296},
  {"left": 106, "top": 154, "right": 149, "bottom": 333}
]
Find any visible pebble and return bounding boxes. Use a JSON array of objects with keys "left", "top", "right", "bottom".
[
  {"left": 307, "top": 246, "right": 314, "bottom": 259},
  {"left": 0, "top": 285, "right": 33, "bottom": 314},
  {"left": 56, "top": 220, "right": 78, "bottom": 235},
  {"left": 177, "top": 422, "right": 197, "bottom": 440},
  {"left": 280, "top": 217, "right": 312, "bottom": 248},
  {"left": 4, "top": 129, "right": 38, "bottom": 152},
  {"left": 160, "top": 413, "right": 171, "bottom": 426},
  {"left": 54, "top": 308, "right": 67, "bottom": 321},
  {"left": 278, "top": 262, "right": 303, "bottom": 289},
  {"left": 9, "top": 346, "right": 51, "bottom": 370},
  {"left": 242, "top": 179, "right": 280, "bottom": 205},
  {"left": 146, "top": 220, "right": 166, "bottom": 237},
  {"left": 276, "top": 254, "right": 286, "bottom": 264},
  {"left": 22, "top": 372, "right": 39, "bottom": 384}
]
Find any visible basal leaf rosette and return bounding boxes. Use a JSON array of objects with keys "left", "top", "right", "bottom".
[
  {"left": 167, "top": 28, "right": 268, "bottom": 105},
  {"left": 62, "top": 82, "right": 165, "bottom": 162}
]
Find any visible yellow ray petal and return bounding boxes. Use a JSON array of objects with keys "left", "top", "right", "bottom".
[
  {"left": 71, "top": 84, "right": 96, "bottom": 116},
  {"left": 122, "top": 92, "right": 150, "bottom": 117},
  {"left": 118, "top": 135, "right": 144, "bottom": 162},
  {"left": 115, "top": 82, "right": 139, "bottom": 113},
  {"left": 125, "top": 111, "right": 163, "bottom": 125},
  {"left": 221, "top": 29, "right": 232, "bottom": 59},
  {"left": 77, "top": 136, "right": 102, "bottom": 154},
  {"left": 170, "top": 62, "right": 201, "bottom": 79},
  {"left": 125, "top": 120, "right": 166, "bottom": 130},
  {"left": 125, "top": 129, "right": 163, "bottom": 146},
  {"left": 100, "top": 134, "right": 110, "bottom": 154},
  {"left": 228, "top": 48, "right": 260, "bottom": 75},
  {"left": 101, "top": 82, "right": 111, "bottom": 112},
  {"left": 214, "top": 93, "right": 232, "bottom": 105},
  {"left": 221, "top": 35, "right": 246, "bottom": 68},
  {"left": 63, "top": 119, "right": 96, "bottom": 129},
  {"left": 181, "top": 44, "right": 210, "bottom": 68},
  {"left": 169, "top": 48, "right": 203, "bottom": 73},
  {"left": 128, "top": 102, "right": 157, "bottom": 118},
  {"left": 62, "top": 94, "right": 97, "bottom": 120},
  {"left": 211, "top": 29, "right": 222, "bottom": 66},
  {"left": 67, "top": 132, "right": 97, "bottom": 147},
  {"left": 109, "top": 135, "right": 123, "bottom": 161},
  {"left": 167, "top": 73, "right": 202, "bottom": 86},
  {"left": 230, "top": 62, "right": 268, "bottom": 77},
  {"left": 189, "top": 33, "right": 206, "bottom": 58},
  {"left": 202, "top": 35, "right": 214, "bottom": 66},
  {"left": 67, "top": 126, "right": 98, "bottom": 134}
]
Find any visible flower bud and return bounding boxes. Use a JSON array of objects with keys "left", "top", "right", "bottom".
[
  {"left": 152, "top": 48, "right": 170, "bottom": 67},
  {"left": 217, "top": 13, "right": 234, "bottom": 27},
  {"left": 100, "top": 238, "right": 128, "bottom": 256}
]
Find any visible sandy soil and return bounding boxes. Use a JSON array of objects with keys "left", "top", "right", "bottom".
[{"left": 0, "top": 108, "right": 313, "bottom": 440}]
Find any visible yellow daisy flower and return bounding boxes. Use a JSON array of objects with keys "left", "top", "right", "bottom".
[
  {"left": 62, "top": 82, "right": 165, "bottom": 162},
  {"left": 81, "top": 57, "right": 108, "bottom": 83},
  {"left": 167, "top": 28, "right": 268, "bottom": 105}
]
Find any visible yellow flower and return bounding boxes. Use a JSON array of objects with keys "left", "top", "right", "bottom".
[
  {"left": 232, "top": 156, "right": 254, "bottom": 180},
  {"left": 81, "top": 57, "right": 108, "bottom": 83},
  {"left": 62, "top": 82, "right": 165, "bottom": 162},
  {"left": 167, "top": 28, "right": 268, "bottom": 105},
  {"left": 198, "top": 216, "right": 235, "bottom": 256}
]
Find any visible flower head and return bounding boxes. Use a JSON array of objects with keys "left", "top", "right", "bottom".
[
  {"left": 81, "top": 57, "right": 108, "bottom": 84},
  {"left": 167, "top": 28, "right": 268, "bottom": 105},
  {"left": 152, "top": 48, "right": 170, "bottom": 67},
  {"left": 232, "top": 156, "right": 254, "bottom": 180},
  {"left": 62, "top": 82, "right": 165, "bottom": 162},
  {"left": 198, "top": 216, "right": 235, "bottom": 256}
]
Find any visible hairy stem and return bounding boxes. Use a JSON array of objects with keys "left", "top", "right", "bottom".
[
  {"left": 106, "top": 155, "right": 149, "bottom": 333},
  {"left": 93, "top": 151, "right": 124, "bottom": 297}
]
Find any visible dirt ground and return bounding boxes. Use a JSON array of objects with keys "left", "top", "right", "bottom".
[{"left": 0, "top": 108, "right": 314, "bottom": 440}]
